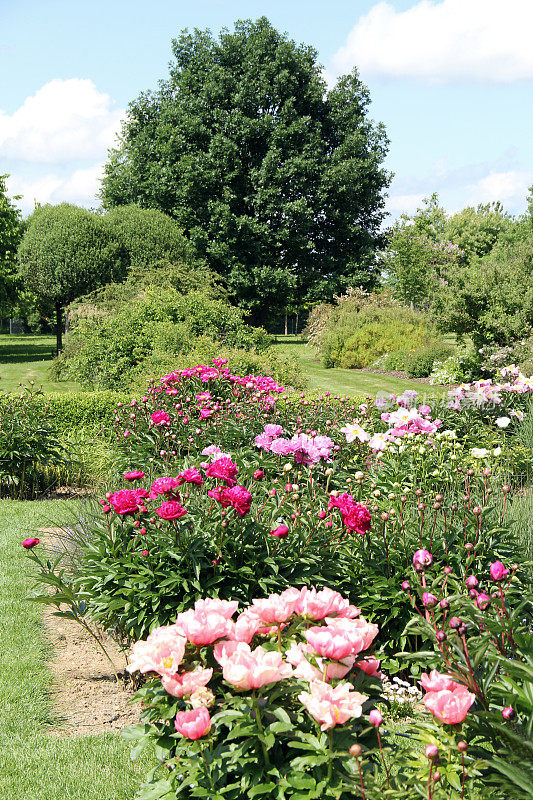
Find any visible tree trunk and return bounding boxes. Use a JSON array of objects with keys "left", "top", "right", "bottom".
[
  {"left": 284, "top": 311, "right": 288, "bottom": 336},
  {"left": 295, "top": 310, "right": 299, "bottom": 335},
  {"left": 55, "top": 301, "right": 63, "bottom": 355}
]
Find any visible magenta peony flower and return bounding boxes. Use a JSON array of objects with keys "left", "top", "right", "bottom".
[
  {"left": 108, "top": 489, "right": 142, "bottom": 516},
  {"left": 154, "top": 501, "right": 187, "bottom": 520},
  {"left": 123, "top": 471, "right": 145, "bottom": 481},
  {"left": 413, "top": 549, "right": 433, "bottom": 569},
  {"left": 22, "top": 537, "right": 39, "bottom": 549},
  {"left": 150, "top": 476, "right": 180, "bottom": 497},
  {"left": 174, "top": 707, "right": 211, "bottom": 739},
  {"left": 270, "top": 524, "right": 289, "bottom": 538},
  {"left": 150, "top": 410, "right": 170, "bottom": 426},
  {"left": 224, "top": 485, "right": 252, "bottom": 516},
  {"left": 176, "top": 468, "right": 203, "bottom": 486},
  {"left": 205, "top": 457, "right": 238, "bottom": 486},
  {"left": 476, "top": 593, "right": 491, "bottom": 610},
  {"left": 490, "top": 561, "right": 509, "bottom": 582}
]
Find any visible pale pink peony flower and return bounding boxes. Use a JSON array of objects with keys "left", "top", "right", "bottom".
[
  {"left": 175, "top": 609, "right": 233, "bottom": 646},
  {"left": 127, "top": 626, "right": 186, "bottom": 676},
  {"left": 193, "top": 598, "right": 239, "bottom": 619},
  {"left": 174, "top": 707, "right": 211, "bottom": 739},
  {"left": 420, "top": 670, "right": 456, "bottom": 693},
  {"left": 231, "top": 610, "right": 264, "bottom": 643},
  {"left": 249, "top": 592, "right": 300, "bottom": 625},
  {"left": 161, "top": 667, "right": 213, "bottom": 698},
  {"left": 295, "top": 586, "right": 360, "bottom": 620},
  {"left": 299, "top": 680, "right": 367, "bottom": 730},
  {"left": 423, "top": 684, "right": 475, "bottom": 725},
  {"left": 214, "top": 641, "right": 293, "bottom": 691},
  {"left": 285, "top": 641, "right": 354, "bottom": 682}
]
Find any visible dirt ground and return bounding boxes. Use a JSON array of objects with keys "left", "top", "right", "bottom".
[{"left": 38, "top": 527, "right": 142, "bottom": 737}]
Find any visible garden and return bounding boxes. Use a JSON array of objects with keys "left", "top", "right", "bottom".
[{"left": 1, "top": 15, "right": 533, "bottom": 800}]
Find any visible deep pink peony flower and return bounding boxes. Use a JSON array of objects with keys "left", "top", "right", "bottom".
[
  {"left": 124, "top": 471, "right": 145, "bottom": 481},
  {"left": 205, "top": 457, "right": 238, "bottom": 486},
  {"left": 150, "top": 476, "right": 180, "bottom": 497},
  {"left": 22, "top": 537, "right": 39, "bottom": 549},
  {"left": 151, "top": 410, "right": 170, "bottom": 426},
  {"left": 176, "top": 468, "right": 203, "bottom": 486},
  {"left": 299, "top": 680, "right": 367, "bottom": 731},
  {"left": 108, "top": 489, "right": 142, "bottom": 516},
  {"left": 423, "top": 684, "right": 475, "bottom": 724},
  {"left": 490, "top": 561, "right": 509, "bottom": 582},
  {"left": 174, "top": 707, "right": 211, "bottom": 739},
  {"left": 154, "top": 501, "right": 187, "bottom": 520},
  {"left": 225, "top": 485, "right": 252, "bottom": 516},
  {"left": 162, "top": 667, "right": 213, "bottom": 698},
  {"left": 208, "top": 486, "right": 232, "bottom": 507},
  {"left": 270, "top": 524, "right": 289, "bottom": 538},
  {"left": 413, "top": 549, "right": 433, "bottom": 569},
  {"left": 328, "top": 494, "right": 371, "bottom": 535}
]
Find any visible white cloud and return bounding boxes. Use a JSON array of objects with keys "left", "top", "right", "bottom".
[
  {"left": 331, "top": 0, "right": 533, "bottom": 83},
  {"left": 385, "top": 192, "right": 425, "bottom": 216},
  {"left": 466, "top": 170, "right": 533, "bottom": 205},
  {"left": 0, "top": 78, "right": 124, "bottom": 162},
  {"left": 7, "top": 165, "right": 104, "bottom": 215}
]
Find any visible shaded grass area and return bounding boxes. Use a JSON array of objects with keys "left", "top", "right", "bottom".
[
  {"left": 0, "top": 335, "right": 81, "bottom": 393},
  {"left": 273, "top": 336, "right": 449, "bottom": 399},
  {"left": 0, "top": 500, "right": 152, "bottom": 800}
]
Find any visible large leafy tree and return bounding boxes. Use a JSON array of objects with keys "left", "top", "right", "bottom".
[
  {"left": 0, "top": 175, "right": 24, "bottom": 315},
  {"left": 101, "top": 18, "right": 390, "bottom": 324},
  {"left": 18, "top": 204, "right": 128, "bottom": 353}
]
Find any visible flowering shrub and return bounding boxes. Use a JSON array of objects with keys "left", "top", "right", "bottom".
[{"left": 124, "top": 586, "right": 385, "bottom": 800}]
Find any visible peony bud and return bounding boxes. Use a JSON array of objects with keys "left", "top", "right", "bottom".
[
  {"left": 502, "top": 706, "right": 515, "bottom": 721},
  {"left": 490, "top": 561, "right": 509, "bottom": 582},
  {"left": 270, "top": 524, "right": 289, "bottom": 538},
  {"left": 369, "top": 709, "right": 383, "bottom": 728},
  {"left": 457, "top": 741, "right": 468, "bottom": 753},
  {"left": 465, "top": 575, "right": 479, "bottom": 589},
  {"left": 422, "top": 593, "right": 438, "bottom": 608},
  {"left": 349, "top": 743, "right": 362, "bottom": 757},
  {"left": 425, "top": 745, "right": 439, "bottom": 761},
  {"left": 449, "top": 616, "right": 462, "bottom": 629}
]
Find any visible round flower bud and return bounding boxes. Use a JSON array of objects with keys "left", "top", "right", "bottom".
[
  {"left": 422, "top": 592, "right": 438, "bottom": 608},
  {"left": 436, "top": 630, "right": 447, "bottom": 643},
  {"left": 457, "top": 741, "right": 468, "bottom": 753},
  {"left": 465, "top": 543, "right": 474, "bottom": 552},
  {"left": 472, "top": 506, "right": 482, "bottom": 516},
  {"left": 433, "top": 771, "right": 441, "bottom": 783},
  {"left": 369, "top": 709, "right": 383, "bottom": 728},
  {"left": 502, "top": 706, "right": 515, "bottom": 720},
  {"left": 439, "top": 598, "right": 450, "bottom": 610},
  {"left": 502, "top": 484, "right": 510, "bottom": 493},
  {"left": 425, "top": 745, "right": 439, "bottom": 761},
  {"left": 449, "top": 616, "right": 462, "bottom": 629},
  {"left": 465, "top": 575, "right": 479, "bottom": 589},
  {"left": 401, "top": 580, "right": 411, "bottom": 591},
  {"left": 349, "top": 744, "right": 362, "bottom": 757},
  {"left": 318, "top": 510, "right": 327, "bottom": 520},
  {"left": 444, "top": 566, "right": 452, "bottom": 575}
]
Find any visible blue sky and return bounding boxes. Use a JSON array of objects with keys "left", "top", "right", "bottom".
[{"left": 1, "top": 0, "right": 532, "bottom": 219}]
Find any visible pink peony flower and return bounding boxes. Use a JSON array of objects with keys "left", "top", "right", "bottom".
[
  {"left": 175, "top": 609, "right": 233, "bottom": 646},
  {"left": 490, "top": 561, "right": 509, "bottom": 582},
  {"left": 270, "top": 438, "right": 294, "bottom": 456},
  {"left": 214, "top": 641, "right": 292, "bottom": 691},
  {"left": 304, "top": 615, "right": 379, "bottom": 661},
  {"left": 151, "top": 410, "right": 170, "bottom": 426},
  {"left": 299, "top": 680, "right": 367, "bottom": 730},
  {"left": 124, "top": 471, "right": 145, "bottom": 481},
  {"left": 207, "top": 486, "right": 232, "bottom": 507},
  {"left": 22, "top": 537, "right": 39, "bottom": 549},
  {"left": 224, "top": 485, "right": 252, "bottom": 516},
  {"left": 162, "top": 667, "right": 213, "bottom": 698},
  {"left": 264, "top": 424, "right": 283, "bottom": 437},
  {"left": 205, "top": 457, "right": 239, "bottom": 486},
  {"left": 176, "top": 468, "right": 203, "bottom": 486},
  {"left": 270, "top": 524, "right": 289, "bottom": 538},
  {"left": 193, "top": 598, "right": 239, "bottom": 619},
  {"left": 174, "top": 707, "right": 211, "bottom": 739},
  {"left": 249, "top": 592, "right": 300, "bottom": 625},
  {"left": 355, "top": 657, "right": 381, "bottom": 676},
  {"left": 295, "top": 586, "right": 360, "bottom": 620},
  {"left": 154, "top": 500, "right": 188, "bottom": 520},
  {"left": 285, "top": 642, "right": 354, "bottom": 682},
  {"left": 420, "top": 670, "right": 456, "bottom": 693},
  {"left": 127, "top": 626, "right": 186, "bottom": 676},
  {"left": 423, "top": 684, "right": 475, "bottom": 725},
  {"left": 413, "top": 549, "right": 433, "bottom": 569}
]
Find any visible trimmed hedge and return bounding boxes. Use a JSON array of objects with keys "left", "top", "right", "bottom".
[{"left": 0, "top": 391, "right": 123, "bottom": 437}]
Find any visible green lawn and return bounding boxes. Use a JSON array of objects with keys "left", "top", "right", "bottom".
[
  {"left": 273, "top": 336, "right": 449, "bottom": 398},
  {"left": 0, "top": 335, "right": 81, "bottom": 393},
  {"left": 0, "top": 500, "right": 153, "bottom": 800}
]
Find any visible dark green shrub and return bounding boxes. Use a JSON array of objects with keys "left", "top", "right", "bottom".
[{"left": 405, "top": 344, "right": 454, "bottom": 378}]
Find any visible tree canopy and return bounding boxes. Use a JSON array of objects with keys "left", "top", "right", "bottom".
[
  {"left": 101, "top": 17, "right": 390, "bottom": 323},
  {"left": 0, "top": 175, "right": 24, "bottom": 315},
  {"left": 18, "top": 203, "right": 128, "bottom": 352}
]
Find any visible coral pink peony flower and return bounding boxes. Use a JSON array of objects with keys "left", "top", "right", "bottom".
[
  {"left": 231, "top": 610, "right": 264, "bottom": 643},
  {"left": 295, "top": 586, "right": 361, "bottom": 620},
  {"left": 124, "top": 471, "right": 145, "bottom": 481},
  {"left": 205, "top": 457, "right": 238, "bottom": 486},
  {"left": 151, "top": 410, "right": 170, "bottom": 426},
  {"left": 162, "top": 667, "right": 213, "bottom": 698},
  {"left": 175, "top": 609, "right": 233, "bottom": 646},
  {"left": 299, "top": 680, "right": 367, "bottom": 730},
  {"left": 176, "top": 468, "right": 203, "bottom": 486},
  {"left": 214, "top": 641, "right": 292, "bottom": 691},
  {"left": 249, "top": 592, "right": 300, "bottom": 625},
  {"left": 127, "top": 626, "right": 186, "bottom": 676},
  {"left": 225, "top": 485, "right": 252, "bottom": 516},
  {"left": 154, "top": 500, "right": 187, "bottom": 520},
  {"left": 174, "top": 707, "right": 211, "bottom": 739},
  {"left": 420, "top": 670, "right": 456, "bottom": 693},
  {"left": 423, "top": 684, "right": 475, "bottom": 724},
  {"left": 193, "top": 598, "right": 239, "bottom": 619},
  {"left": 355, "top": 657, "right": 381, "bottom": 676},
  {"left": 286, "top": 642, "right": 354, "bottom": 682}
]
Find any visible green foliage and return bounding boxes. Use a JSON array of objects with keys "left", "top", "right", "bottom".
[
  {"left": 446, "top": 201, "right": 512, "bottom": 262},
  {"left": 0, "top": 175, "right": 24, "bottom": 315},
  {"left": 434, "top": 219, "right": 533, "bottom": 346},
  {"left": 307, "top": 289, "right": 441, "bottom": 369},
  {"left": 378, "top": 343, "right": 454, "bottom": 378},
  {"left": 54, "top": 286, "right": 278, "bottom": 389},
  {"left": 0, "top": 385, "right": 71, "bottom": 498},
  {"left": 102, "top": 204, "right": 196, "bottom": 268},
  {"left": 102, "top": 18, "right": 390, "bottom": 321},
  {"left": 18, "top": 203, "right": 129, "bottom": 352}
]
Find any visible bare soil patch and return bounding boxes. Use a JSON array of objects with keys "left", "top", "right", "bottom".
[{"left": 38, "top": 527, "right": 141, "bottom": 737}]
